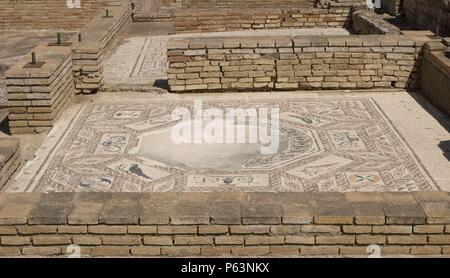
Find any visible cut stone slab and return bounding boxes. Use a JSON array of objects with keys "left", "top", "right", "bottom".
[{"left": 28, "top": 193, "right": 75, "bottom": 224}]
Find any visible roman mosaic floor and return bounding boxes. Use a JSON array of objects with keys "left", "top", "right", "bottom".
[
  {"left": 103, "top": 27, "right": 350, "bottom": 90},
  {"left": 5, "top": 91, "right": 450, "bottom": 193}
]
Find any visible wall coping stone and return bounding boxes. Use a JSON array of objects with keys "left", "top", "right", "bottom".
[{"left": 0, "top": 192, "right": 449, "bottom": 225}]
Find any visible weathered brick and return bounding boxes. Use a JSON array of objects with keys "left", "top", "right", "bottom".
[
  {"left": 0, "top": 247, "right": 21, "bottom": 256},
  {"left": 0, "top": 226, "right": 17, "bottom": 235},
  {"left": 410, "top": 246, "right": 442, "bottom": 255},
  {"left": 57, "top": 225, "right": 87, "bottom": 234},
  {"left": 127, "top": 226, "right": 157, "bottom": 235},
  {"left": 22, "top": 247, "right": 62, "bottom": 256},
  {"left": 32, "top": 236, "right": 72, "bottom": 245},
  {"left": 1, "top": 236, "right": 31, "bottom": 246},
  {"left": 387, "top": 235, "right": 427, "bottom": 245},
  {"left": 339, "top": 246, "right": 368, "bottom": 256},
  {"left": 413, "top": 225, "right": 444, "bottom": 234},
  {"left": 174, "top": 236, "right": 213, "bottom": 245},
  {"left": 101, "top": 236, "right": 141, "bottom": 246},
  {"left": 161, "top": 246, "right": 201, "bottom": 256},
  {"left": 214, "top": 236, "right": 244, "bottom": 245},
  {"left": 130, "top": 246, "right": 161, "bottom": 256},
  {"left": 356, "top": 235, "right": 386, "bottom": 245},
  {"left": 300, "top": 225, "right": 341, "bottom": 234},
  {"left": 201, "top": 246, "right": 231, "bottom": 256},
  {"left": 284, "top": 236, "right": 315, "bottom": 245},
  {"left": 143, "top": 236, "right": 173, "bottom": 246},
  {"left": 72, "top": 236, "right": 102, "bottom": 246},
  {"left": 198, "top": 225, "right": 229, "bottom": 235},
  {"left": 428, "top": 235, "right": 450, "bottom": 244},
  {"left": 269, "top": 246, "right": 300, "bottom": 255},
  {"left": 88, "top": 225, "right": 127, "bottom": 235},
  {"left": 18, "top": 225, "right": 57, "bottom": 235},
  {"left": 229, "top": 225, "right": 270, "bottom": 235},
  {"left": 380, "top": 246, "right": 411, "bottom": 255},
  {"left": 342, "top": 225, "right": 372, "bottom": 234},
  {"left": 316, "top": 235, "right": 355, "bottom": 245},
  {"left": 89, "top": 246, "right": 130, "bottom": 257},
  {"left": 372, "top": 225, "right": 412, "bottom": 234},
  {"left": 231, "top": 246, "right": 269, "bottom": 256},
  {"left": 244, "top": 236, "right": 284, "bottom": 245},
  {"left": 270, "top": 225, "right": 302, "bottom": 234},
  {"left": 157, "top": 226, "right": 197, "bottom": 235},
  {"left": 300, "top": 246, "right": 339, "bottom": 255}
]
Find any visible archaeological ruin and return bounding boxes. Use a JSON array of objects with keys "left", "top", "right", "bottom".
[{"left": 0, "top": 0, "right": 449, "bottom": 258}]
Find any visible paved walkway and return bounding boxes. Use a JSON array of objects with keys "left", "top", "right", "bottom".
[{"left": 5, "top": 90, "right": 449, "bottom": 193}]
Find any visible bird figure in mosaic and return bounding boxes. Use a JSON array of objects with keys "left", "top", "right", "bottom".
[{"left": 129, "top": 164, "right": 151, "bottom": 179}]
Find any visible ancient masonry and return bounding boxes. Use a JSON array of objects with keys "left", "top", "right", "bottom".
[
  {"left": 4, "top": 1, "right": 132, "bottom": 134},
  {"left": 167, "top": 35, "right": 430, "bottom": 92},
  {"left": 0, "top": 0, "right": 449, "bottom": 258},
  {"left": 0, "top": 136, "right": 21, "bottom": 190},
  {"left": 0, "top": 192, "right": 450, "bottom": 257}
]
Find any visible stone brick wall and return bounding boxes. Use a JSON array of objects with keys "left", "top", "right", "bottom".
[
  {"left": 421, "top": 40, "right": 450, "bottom": 117},
  {"left": 0, "top": 0, "right": 109, "bottom": 30},
  {"left": 5, "top": 44, "right": 75, "bottom": 134},
  {"left": 72, "top": 2, "right": 132, "bottom": 94},
  {"left": 315, "top": 0, "right": 365, "bottom": 8},
  {"left": 182, "top": 0, "right": 315, "bottom": 8},
  {"left": 0, "top": 135, "right": 21, "bottom": 190},
  {"left": 174, "top": 8, "right": 351, "bottom": 33},
  {"left": 167, "top": 35, "right": 425, "bottom": 92},
  {"left": 403, "top": 0, "right": 450, "bottom": 36},
  {"left": 0, "top": 192, "right": 449, "bottom": 257},
  {"left": 352, "top": 9, "right": 401, "bottom": 35},
  {"left": 4, "top": 0, "right": 132, "bottom": 132}
]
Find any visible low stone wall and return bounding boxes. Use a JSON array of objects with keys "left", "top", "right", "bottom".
[
  {"left": 5, "top": 44, "right": 75, "bottom": 134},
  {"left": 0, "top": 136, "right": 21, "bottom": 191},
  {"left": 352, "top": 10, "right": 401, "bottom": 35},
  {"left": 182, "top": 0, "right": 315, "bottom": 8},
  {"left": 315, "top": 0, "right": 365, "bottom": 8},
  {"left": 4, "top": 1, "right": 132, "bottom": 133},
  {"left": 167, "top": 35, "right": 425, "bottom": 92},
  {"left": 174, "top": 8, "right": 351, "bottom": 33},
  {"left": 0, "top": 192, "right": 449, "bottom": 257},
  {"left": 72, "top": 2, "right": 132, "bottom": 94},
  {"left": 421, "top": 40, "right": 450, "bottom": 117}
]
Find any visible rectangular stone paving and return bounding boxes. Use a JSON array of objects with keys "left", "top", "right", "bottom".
[{"left": 5, "top": 91, "right": 449, "bottom": 193}]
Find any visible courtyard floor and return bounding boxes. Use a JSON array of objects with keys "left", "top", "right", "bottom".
[{"left": 4, "top": 90, "right": 449, "bottom": 193}]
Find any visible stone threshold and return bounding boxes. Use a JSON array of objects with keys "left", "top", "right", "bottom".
[{"left": 0, "top": 192, "right": 449, "bottom": 257}]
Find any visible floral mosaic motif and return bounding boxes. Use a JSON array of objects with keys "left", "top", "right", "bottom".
[{"left": 22, "top": 98, "right": 438, "bottom": 192}]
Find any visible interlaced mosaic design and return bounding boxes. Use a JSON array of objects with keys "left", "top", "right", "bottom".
[{"left": 16, "top": 98, "right": 438, "bottom": 192}]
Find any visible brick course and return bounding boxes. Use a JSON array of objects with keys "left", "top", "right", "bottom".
[
  {"left": 0, "top": 192, "right": 449, "bottom": 257},
  {"left": 167, "top": 34, "right": 428, "bottom": 92}
]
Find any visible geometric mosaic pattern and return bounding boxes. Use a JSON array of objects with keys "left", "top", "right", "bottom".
[
  {"left": 103, "top": 36, "right": 168, "bottom": 87},
  {"left": 11, "top": 98, "right": 438, "bottom": 192}
]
